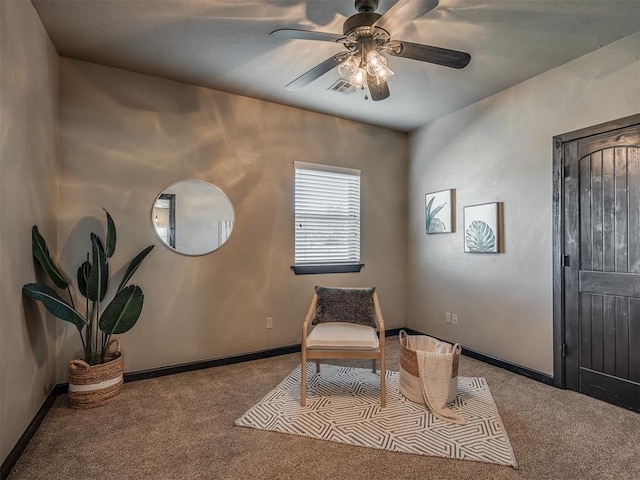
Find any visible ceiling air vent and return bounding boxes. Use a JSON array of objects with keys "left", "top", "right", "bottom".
[{"left": 328, "top": 79, "right": 356, "bottom": 94}]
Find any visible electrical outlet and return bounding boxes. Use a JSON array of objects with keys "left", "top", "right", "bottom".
[
  {"left": 445, "top": 312, "right": 451, "bottom": 324},
  {"left": 452, "top": 314, "right": 458, "bottom": 326},
  {"left": 265, "top": 317, "right": 273, "bottom": 329}
]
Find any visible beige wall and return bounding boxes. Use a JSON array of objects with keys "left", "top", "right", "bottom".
[
  {"left": 57, "top": 60, "right": 407, "bottom": 379},
  {"left": 0, "top": 0, "right": 60, "bottom": 464},
  {"left": 407, "top": 33, "right": 640, "bottom": 375}
]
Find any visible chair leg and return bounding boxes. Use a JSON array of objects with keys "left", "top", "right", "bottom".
[
  {"left": 316, "top": 359, "right": 320, "bottom": 373},
  {"left": 301, "top": 350, "right": 307, "bottom": 407},
  {"left": 380, "top": 354, "right": 386, "bottom": 408},
  {"left": 372, "top": 359, "right": 376, "bottom": 373}
]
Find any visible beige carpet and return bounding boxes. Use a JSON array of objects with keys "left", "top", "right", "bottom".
[
  {"left": 8, "top": 336, "right": 640, "bottom": 480},
  {"left": 236, "top": 364, "right": 517, "bottom": 467}
]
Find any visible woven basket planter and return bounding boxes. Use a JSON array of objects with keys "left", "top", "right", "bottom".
[
  {"left": 399, "top": 330, "right": 460, "bottom": 405},
  {"left": 68, "top": 339, "right": 124, "bottom": 409}
]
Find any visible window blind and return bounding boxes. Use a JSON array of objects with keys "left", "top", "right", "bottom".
[{"left": 294, "top": 162, "right": 361, "bottom": 265}]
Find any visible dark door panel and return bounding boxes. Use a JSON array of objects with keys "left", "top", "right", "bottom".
[
  {"left": 579, "top": 272, "right": 640, "bottom": 298},
  {"left": 580, "top": 368, "right": 640, "bottom": 412},
  {"left": 558, "top": 117, "right": 640, "bottom": 411}
]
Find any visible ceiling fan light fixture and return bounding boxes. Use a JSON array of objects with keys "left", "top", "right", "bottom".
[
  {"left": 338, "top": 54, "right": 361, "bottom": 80},
  {"left": 366, "top": 50, "right": 394, "bottom": 84},
  {"left": 350, "top": 67, "right": 368, "bottom": 89},
  {"left": 374, "top": 64, "right": 393, "bottom": 84},
  {"left": 273, "top": 0, "right": 470, "bottom": 100}
]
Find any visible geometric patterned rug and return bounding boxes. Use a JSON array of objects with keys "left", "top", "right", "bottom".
[{"left": 235, "top": 363, "right": 517, "bottom": 468}]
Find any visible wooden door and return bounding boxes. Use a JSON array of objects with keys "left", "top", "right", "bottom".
[{"left": 559, "top": 117, "right": 640, "bottom": 412}]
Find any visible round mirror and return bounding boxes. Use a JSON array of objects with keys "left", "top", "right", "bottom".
[{"left": 151, "top": 179, "right": 235, "bottom": 255}]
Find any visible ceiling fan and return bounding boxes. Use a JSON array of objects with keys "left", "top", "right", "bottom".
[{"left": 270, "top": 0, "right": 471, "bottom": 101}]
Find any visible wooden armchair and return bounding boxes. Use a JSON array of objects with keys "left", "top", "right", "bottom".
[{"left": 301, "top": 287, "right": 386, "bottom": 408}]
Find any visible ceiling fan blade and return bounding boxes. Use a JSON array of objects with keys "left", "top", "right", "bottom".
[
  {"left": 388, "top": 41, "right": 471, "bottom": 69},
  {"left": 367, "top": 74, "right": 390, "bottom": 102},
  {"left": 285, "top": 55, "right": 345, "bottom": 91},
  {"left": 270, "top": 29, "right": 344, "bottom": 43},
  {"left": 372, "top": 0, "right": 439, "bottom": 35}
]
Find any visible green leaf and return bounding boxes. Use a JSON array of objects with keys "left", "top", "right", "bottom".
[
  {"left": 22, "top": 284, "right": 86, "bottom": 332},
  {"left": 117, "top": 245, "right": 154, "bottom": 293},
  {"left": 427, "top": 217, "right": 446, "bottom": 233},
  {"left": 426, "top": 198, "right": 447, "bottom": 232},
  {"left": 465, "top": 220, "right": 496, "bottom": 252},
  {"left": 99, "top": 285, "right": 144, "bottom": 335},
  {"left": 104, "top": 209, "right": 116, "bottom": 258},
  {"left": 31, "top": 226, "right": 68, "bottom": 289},
  {"left": 77, "top": 261, "right": 91, "bottom": 298},
  {"left": 427, "top": 203, "right": 445, "bottom": 225},
  {"left": 87, "top": 233, "right": 108, "bottom": 302},
  {"left": 426, "top": 196, "right": 435, "bottom": 217}
]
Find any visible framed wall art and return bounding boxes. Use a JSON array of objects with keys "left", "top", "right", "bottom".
[
  {"left": 463, "top": 202, "right": 500, "bottom": 253},
  {"left": 425, "top": 189, "right": 454, "bottom": 234}
]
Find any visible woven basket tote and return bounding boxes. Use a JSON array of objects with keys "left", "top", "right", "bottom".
[
  {"left": 399, "top": 330, "right": 460, "bottom": 405},
  {"left": 67, "top": 339, "right": 124, "bottom": 409}
]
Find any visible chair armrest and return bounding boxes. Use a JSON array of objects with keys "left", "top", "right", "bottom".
[
  {"left": 373, "top": 292, "right": 385, "bottom": 332},
  {"left": 373, "top": 292, "right": 385, "bottom": 356},
  {"left": 302, "top": 293, "right": 319, "bottom": 343}
]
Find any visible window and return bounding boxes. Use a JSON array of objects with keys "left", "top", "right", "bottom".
[{"left": 293, "top": 162, "right": 363, "bottom": 275}]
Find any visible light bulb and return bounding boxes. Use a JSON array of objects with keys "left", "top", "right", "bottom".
[
  {"left": 366, "top": 50, "right": 394, "bottom": 84},
  {"left": 349, "top": 67, "right": 367, "bottom": 89},
  {"left": 366, "top": 51, "right": 384, "bottom": 71}
]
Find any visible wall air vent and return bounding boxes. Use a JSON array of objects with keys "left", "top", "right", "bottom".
[{"left": 328, "top": 79, "right": 356, "bottom": 94}]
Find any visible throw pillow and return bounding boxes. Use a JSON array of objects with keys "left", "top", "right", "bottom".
[{"left": 312, "top": 286, "right": 376, "bottom": 328}]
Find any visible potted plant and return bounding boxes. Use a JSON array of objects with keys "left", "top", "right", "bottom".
[{"left": 23, "top": 209, "right": 153, "bottom": 408}]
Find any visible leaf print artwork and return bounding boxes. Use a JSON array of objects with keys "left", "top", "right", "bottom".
[
  {"left": 465, "top": 220, "right": 496, "bottom": 252},
  {"left": 463, "top": 202, "right": 500, "bottom": 253},
  {"left": 425, "top": 190, "right": 453, "bottom": 234}
]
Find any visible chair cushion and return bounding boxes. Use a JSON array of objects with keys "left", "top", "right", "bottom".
[
  {"left": 312, "top": 286, "right": 376, "bottom": 328},
  {"left": 306, "top": 322, "right": 379, "bottom": 350}
]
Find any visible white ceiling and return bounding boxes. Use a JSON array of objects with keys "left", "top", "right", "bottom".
[{"left": 32, "top": 0, "right": 640, "bottom": 132}]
